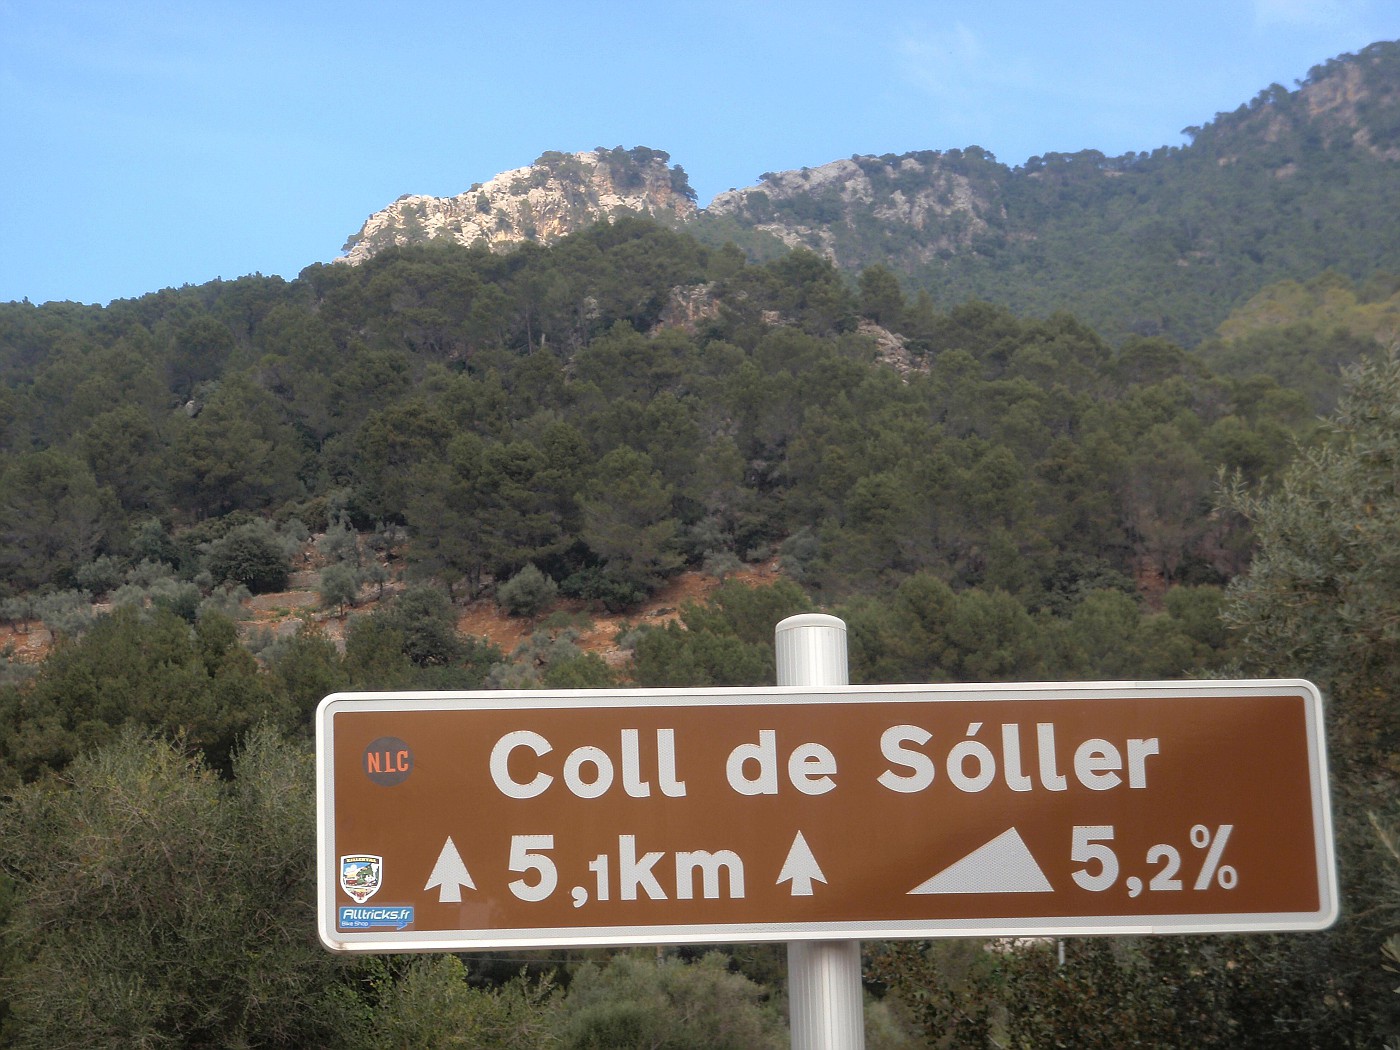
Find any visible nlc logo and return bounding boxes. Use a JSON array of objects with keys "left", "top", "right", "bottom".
[{"left": 364, "top": 736, "right": 413, "bottom": 786}]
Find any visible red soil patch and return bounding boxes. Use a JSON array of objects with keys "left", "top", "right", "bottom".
[
  {"left": 456, "top": 560, "right": 785, "bottom": 663},
  {"left": 0, "top": 623, "right": 53, "bottom": 663}
]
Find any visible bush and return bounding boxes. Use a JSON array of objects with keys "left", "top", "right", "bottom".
[
  {"left": 541, "top": 652, "right": 616, "bottom": 688},
  {"left": 560, "top": 567, "right": 647, "bottom": 612},
  {"left": 702, "top": 550, "right": 744, "bottom": 577},
  {"left": 0, "top": 596, "right": 34, "bottom": 630},
  {"left": 317, "top": 511, "right": 361, "bottom": 566},
  {"left": 369, "top": 955, "right": 557, "bottom": 1048},
  {"left": 0, "top": 729, "right": 369, "bottom": 1046},
  {"left": 379, "top": 586, "right": 463, "bottom": 667},
  {"left": 319, "top": 564, "right": 360, "bottom": 613},
  {"left": 110, "top": 576, "right": 203, "bottom": 623},
  {"left": 71, "top": 556, "right": 128, "bottom": 599},
  {"left": 495, "top": 565, "right": 558, "bottom": 618},
  {"left": 204, "top": 523, "right": 292, "bottom": 594},
  {"left": 553, "top": 952, "right": 784, "bottom": 1050},
  {"left": 32, "top": 590, "right": 94, "bottom": 642}
]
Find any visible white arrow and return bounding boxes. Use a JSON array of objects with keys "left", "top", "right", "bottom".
[
  {"left": 424, "top": 836, "right": 475, "bottom": 903},
  {"left": 777, "top": 831, "right": 828, "bottom": 896}
]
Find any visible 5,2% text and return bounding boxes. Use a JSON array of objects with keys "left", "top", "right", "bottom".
[{"left": 1070, "top": 824, "right": 1237, "bottom": 897}]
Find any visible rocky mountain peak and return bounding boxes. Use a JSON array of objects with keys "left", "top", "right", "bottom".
[{"left": 338, "top": 147, "right": 697, "bottom": 265}]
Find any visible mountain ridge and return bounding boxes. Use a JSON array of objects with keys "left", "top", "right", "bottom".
[{"left": 338, "top": 40, "right": 1400, "bottom": 344}]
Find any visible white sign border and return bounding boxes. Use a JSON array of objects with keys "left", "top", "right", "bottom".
[{"left": 316, "top": 679, "right": 1337, "bottom": 953}]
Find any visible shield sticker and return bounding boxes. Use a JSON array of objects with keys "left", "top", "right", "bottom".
[{"left": 340, "top": 854, "right": 383, "bottom": 903}]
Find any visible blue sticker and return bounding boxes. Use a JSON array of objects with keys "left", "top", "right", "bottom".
[{"left": 339, "top": 905, "right": 414, "bottom": 930}]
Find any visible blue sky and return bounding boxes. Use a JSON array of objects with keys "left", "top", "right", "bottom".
[{"left": 2, "top": 0, "right": 1398, "bottom": 306}]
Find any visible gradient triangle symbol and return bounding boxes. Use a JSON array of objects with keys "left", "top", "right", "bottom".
[{"left": 908, "top": 827, "right": 1053, "bottom": 894}]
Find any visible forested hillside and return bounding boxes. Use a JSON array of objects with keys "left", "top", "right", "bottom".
[
  {"left": 0, "top": 219, "right": 1314, "bottom": 608},
  {"left": 0, "top": 217, "right": 1396, "bottom": 1045},
  {"left": 700, "top": 41, "right": 1400, "bottom": 347},
  {"left": 705, "top": 42, "right": 1400, "bottom": 345}
]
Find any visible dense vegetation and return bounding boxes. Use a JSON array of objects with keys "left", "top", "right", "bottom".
[
  {"left": 0, "top": 214, "right": 1396, "bottom": 1045},
  {"left": 699, "top": 41, "right": 1400, "bottom": 347}
]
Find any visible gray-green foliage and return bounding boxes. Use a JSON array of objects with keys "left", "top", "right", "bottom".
[
  {"left": 0, "top": 732, "right": 795, "bottom": 1049},
  {"left": 553, "top": 952, "right": 785, "bottom": 1050},
  {"left": 69, "top": 554, "right": 127, "bottom": 598},
  {"left": 318, "top": 562, "right": 361, "bottom": 613},
  {"left": 1375, "top": 806, "right": 1400, "bottom": 999},
  {"left": 124, "top": 556, "right": 179, "bottom": 587},
  {"left": 197, "top": 581, "right": 252, "bottom": 622},
  {"left": 539, "top": 650, "right": 616, "bottom": 687},
  {"left": 487, "top": 626, "right": 615, "bottom": 689},
  {"left": 496, "top": 563, "right": 559, "bottom": 618},
  {"left": 105, "top": 555, "right": 254, "bottom": 625},
  {"left": 701, "top": 549, "right": 743, "bottom": 577},
  {"left": 317, "top": 510, "right": 361, "bottom": 566},
  {"left": 30, "top": 589, "right": 94, "bottom": 642},
  {"left": 1221, "top": 348, "right": 1400, "bottom": 751},
  {"left": 110, "top": 573, "right": 203, "bottom": 622},
  {"left": 359, "top": 558, "right": 390, "bottom": 598},
  {"left": 364, "top": 956, "right": 557, "bottom": 1049},
  {"left": 872, "top": 933, "right": 1352, "bottom": 1049},
  {"left": 0, "top": 728, "right": 362, "bottom": 1048},
  {"left": 0, "top": 595, "right": 34, "bottom": 630},
  {"left": 1211, "top": 348, "right": 1400, "bottom": 1043}
]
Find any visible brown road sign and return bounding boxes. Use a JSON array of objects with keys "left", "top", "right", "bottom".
[{"left": 316, "top": 680, "right": 1336, "bottom": 952}]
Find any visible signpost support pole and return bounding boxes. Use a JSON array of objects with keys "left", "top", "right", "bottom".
[{"left": 776, "top": 614, "right": 864, "bottom": 1050}]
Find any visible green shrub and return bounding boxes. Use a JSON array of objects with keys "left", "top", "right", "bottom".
[
  {"left": 560, "top": 567, "right": 647, "bottom": 612},
  {"left": 204, "top": 523, "right": 292, "bottom": 594},
  {"left": 495, "top": 565, "right": 558, "bottom": 618}
]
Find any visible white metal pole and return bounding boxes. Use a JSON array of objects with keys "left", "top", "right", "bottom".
[{"left": 775, "top": 613, "right": 865, "bottom": 1050}]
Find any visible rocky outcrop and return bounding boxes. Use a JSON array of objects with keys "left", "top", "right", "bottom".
[
  {"left": 655, "top": 282, "right": 721, "bottom": 333},
  {"left": 1201, "top": 41, "right": 1400, "bottom": 166},
  {"left": 338, "top": 145, "right": 1004, "bottom": 272},
  {"left": 705, "top": 152, "right": 1004, "bottom": 266},
  {"left": 1299, "top": 45, "right": 1400, "bottom": 159},
  {"left": 339, "top": 147, "right": 698, "bottom": 264},
  {"left": 857, "top": 319, "right": 926, "bottom": 380}
]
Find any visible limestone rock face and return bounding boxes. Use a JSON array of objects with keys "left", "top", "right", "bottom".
[
  {"left": 706, "top": 153, "right": 1003, "bottom": 265},
  {"left": 339, "top": 147, "right": 698, "bottom": 264},
  {"left": 1203, "top": 42, "right": 1400, "bottom": 166}
]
